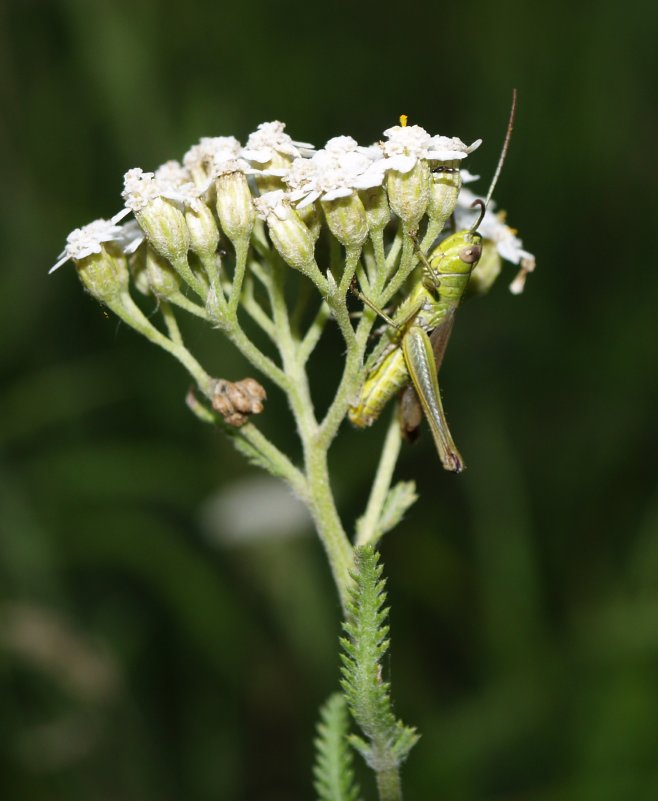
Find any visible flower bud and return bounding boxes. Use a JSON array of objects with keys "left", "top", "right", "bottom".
[
  {"left": 386, "top": 160, "right": 430, "bottom": 232},
  {"left": 215, "top": 171, "right": 255, "bottom": 245},
  {"left": 296, "top": 200, "right": 322, "bottom": 242},
  {"left": 136, "top": 197, "right": 190, "bottom": 265},
  {"left": 76, "top": 245, "right": 130, "bottom": 303},
  {"left": 252, "top": 153, "right": 291, "bottom": 195},
  {"left": 428, "top": 164, "right": 461, "bottom": 230},
  {"left": 144, "top": 246, "right": 182, "bottom": 299},
  {"left": 321, "top": 194, "right": 368, "bottom": 249},
  {"left": 254, "top": 192, "right": 315, "bottom": 270},
  {"left": 360, "top": 186, "right": 390, "bottom": 233},
  {"left": 185, "top": 202, "right": 220, "bottom": 259}
]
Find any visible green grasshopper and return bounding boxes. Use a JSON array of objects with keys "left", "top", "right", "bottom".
[{"left": 348, "top": 96, "right": 516, "bottom": 472}]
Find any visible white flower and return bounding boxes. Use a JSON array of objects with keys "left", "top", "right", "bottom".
[
  {"left": 460, "top": 169, "right": 480, "bottom": 184},
  {"left": 380, "top": 123, "right": 480, "bottom": 173},
  {"left": 155, "top": 160, "right": 190, "bottom": 188},
  {"left": 285, "top": 138, "right": 385, "bottom": 209},
  {"left": 428, "top": 134, "right": 482, "bottom": 161},
  {"left": 155, "top": 161, "right": 210, "bottom": 212},
  {"left": 253, "top": 190, "right": 316, "bottom": 270},
  {"left": 456, "top": 187, "right": 535, "bottom": 269},
  {"left": 115, "top": 219, "right": 145, "bottom": 255},
  {"left": 50, "top": 219, "right": 125, "bottom": 273},
  {"left": 322, "top": 135, "right": 361, "bottom": 155},
  {"left": 183, "top": 136, "right": 242, "bottom": 174},
  {"left": 242, "top": 121, "right": 315, "bottom": 165},
  {"left": 113, "top": 167, "right": 189, "bottom": 222},
  {"left": 253, "top": 189, "right": 293, "bottom": 222}
]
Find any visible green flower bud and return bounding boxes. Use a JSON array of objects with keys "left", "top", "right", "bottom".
[
  {"left": 145, "top": 246, "right": 182, "bottom": 299},
  {"left": 321, "top": 194, "right": 368, "bottom": 249},
  {"left": 215, "top": 171, "right": 255, "bottom": 245},
  {"left": 253, "top": 153, "right": 291, "bottom": 195},
  {"left": 428, "top": 164, "right": 461, "bottom": 230},
  {"left": 386, "top": 160, "right": 430, "bottom": 232},
  {"left": 128, "top": 247, "right": 150, "bottom": 295},
  {"left": 130, "top": 245, "right": 182, "bottom": 300},
  {"left": 296, "top": 200, "right": 322, "bottom": 242},
  {"left": 136, "top": 197, "right": 190, "bottom": 265},
  {"left": 360, "top": 186, "right": 390, "bottom": 233},
  {"left": 76, "top": 245, "right": 130, "bottom": 303},
  {"left": 255, "top": 192, "right": 315, "bottom": 270},
  {"left": 185, "top": 202, "right": 220, "bottom": 259}
]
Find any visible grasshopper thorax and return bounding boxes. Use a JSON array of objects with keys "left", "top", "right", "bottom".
[{"left": 425, "top": 229, "right": 483, "bottom": 289}]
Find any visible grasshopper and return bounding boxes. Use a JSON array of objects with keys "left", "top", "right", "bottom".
[{"left": 348, "top": 95, "right": 517, "bottom": 472}]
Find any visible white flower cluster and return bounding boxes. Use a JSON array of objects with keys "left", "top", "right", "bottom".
[{"left": 52, "top": 119, "right": 534, "bottom": 289}]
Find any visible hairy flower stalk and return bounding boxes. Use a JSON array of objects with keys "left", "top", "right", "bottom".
[{"left": 52, "top": 112, "right": 534, "bottom": 801}]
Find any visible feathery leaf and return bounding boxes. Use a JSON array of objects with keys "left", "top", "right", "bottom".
[
  {"left": 340, "top": 546, "right": 419, "bottom": 775},
  {"left": 313, "top": 693, "right": 362, "bottom": 801}
]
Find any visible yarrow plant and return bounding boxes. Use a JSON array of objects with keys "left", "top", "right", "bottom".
[{"left": 53, "top": 110, "right": 534, "bottom": 801}]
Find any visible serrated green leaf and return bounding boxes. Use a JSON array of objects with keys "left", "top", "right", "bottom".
[
  {"left": 340, "top": 546, "right": 419, "bottom": 781},
  {"left": 377, "top": 481, "right": 418, "bottom": 537},
  {"left": 313, "top": 693, "right": 362, "bottom": 801},
  {"left": 391, "top": 723, "right": 421, "bottom": 763}
]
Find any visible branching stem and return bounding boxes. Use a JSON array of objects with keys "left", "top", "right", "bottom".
[{"left": 356, "top": 412, "right": 402, "bottom": 547}]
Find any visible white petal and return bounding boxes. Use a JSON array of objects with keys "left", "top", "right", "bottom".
[
  {"left": 460, "top": 170, "right": 480, "bottom": 183},
  {"left": 49, "top": 253, "right": 70, "bottom": 273},
  {"left": 111, "top": 207, "right": 132, "bottom": 223},
  {"left": 241, "top": 147, "right": 272, "bottom": 163},
  {"left": 428, "top": 148, "right": 469, "bottom": 161},
  {"left": 321, "top": 187, "right": 353, "bottom": 201},
  {"left": 382, "top": 154, "right": 416, "bottom": 173},
  {"left": 296, "top": 190, "right": 321, "bottom": 209},
  {"left": 352, "top": 172, "right": 385, "bottom": 190}
]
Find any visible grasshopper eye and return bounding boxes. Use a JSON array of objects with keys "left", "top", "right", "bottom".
[{"left": 459, "top": 245, "right": 482, "bottom": 264}]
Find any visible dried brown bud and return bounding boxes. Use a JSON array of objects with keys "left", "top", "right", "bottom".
[{"left": 211, "top": 378, "right": 267, "bottom": 427}]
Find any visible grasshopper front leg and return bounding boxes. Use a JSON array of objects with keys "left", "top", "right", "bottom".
[{"left": 401, "top": 325, "right": 464, "bottom": 473}]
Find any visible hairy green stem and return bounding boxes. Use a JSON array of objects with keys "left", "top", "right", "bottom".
[
  {"left": 355, "top": 412, "right": 402, "bottom": 547},
  {"left": 382, "top": 233, "right": 416, "bottom": 306},
  {"left": 264, "top": 258, "right": 354, "bottom": 610},
  {"left": 169, "top": 292, "right": 211, "bottom": 320},
  {"left": 375, "top": 767, "right": 403, "bottom": 801},
  {"left": 228, "top": 239, "right": 249, "bottom": 316},
  {"left": 172, "top": 255, "right": 208, "bottom": 300},
  {"left": 234, "top": 422, "right": 307, "bottom": 495},
  {"left": 241, "top": 278, "right": 277, "bottom": 341},
  {"left": 299, "top": 301, "right": 331, "bottom": 364},
  {"left": 305, "top": 450, "right": 354, "bottom": 611},
  {"left": 110, "top": 293, "right": 213, "bottom": 397},
  {"left": 160, "top": 300, "right": 183, "bottom": 345},
  {"left": 225, "top": 323, "right": 289, "bottom": 391}
]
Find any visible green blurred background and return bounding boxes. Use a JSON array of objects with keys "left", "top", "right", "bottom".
[{"left": 1, "top": 0, "right": 657, "bottom": 799}]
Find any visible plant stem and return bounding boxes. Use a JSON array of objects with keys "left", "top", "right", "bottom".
[
  {"left": 305, "top": 449, "right": 354, "bottom": 612},
  {"left": 262, "top": 257, "right": 354, "bottom": 610},
  {"left": 356, "top": 412, "right": 402, "bottom": 547},
  {"left": 160, "top": 301, "right": 183, "bottom": 345},
  {"left": 299, "top": 301, "right": 331, "bottom": 364},
  {"left": 110, "top": 293, "right": 213, "bottom": 397},
  {"left": 172, "top": 255, "right": 208, "bottom": 300},
  {"left": 375, "top": 767, "right": 403, "bottom": 801},
  {"left": 228, "top": 239, "right": 249, "bottom": 316}
]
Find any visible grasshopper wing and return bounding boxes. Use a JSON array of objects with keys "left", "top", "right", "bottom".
[
  {"left": 401, "top": 323, "right": 464, "bottom": 473},
  {"left": 398, "top": 310, "right": 456, "bottom": 439}
]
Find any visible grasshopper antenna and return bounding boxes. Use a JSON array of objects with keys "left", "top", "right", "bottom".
[
  {"left": 468, "top": 89, "right": 517, "bottom": 233},
  {"left": 484, "top": 88, "right": 517, "bottom": 209}
]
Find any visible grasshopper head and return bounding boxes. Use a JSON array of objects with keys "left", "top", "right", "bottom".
[{"left": 428, "top": 228, "right": 483, "bottom": 280}]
